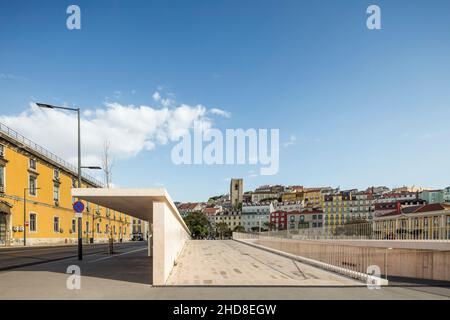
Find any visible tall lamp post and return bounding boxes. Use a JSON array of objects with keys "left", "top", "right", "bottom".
[
  {"left": 36, "top": 103, "right": 100, "bottom": 260},
  {"left": 23, "top": 187, "right": 41, "bottom": 246}
]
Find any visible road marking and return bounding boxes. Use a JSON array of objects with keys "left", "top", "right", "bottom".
[
  {"left": 0, "top": 243, "right": 146, "bottom": 255},
  {"left": 88, "top": 247, "right": 147, "bottom": 263}
]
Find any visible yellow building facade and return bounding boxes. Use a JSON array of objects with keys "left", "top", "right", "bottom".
[
  {"left": 323, "top": 193, "right": 351, "bottom": 227},
  {"left": 303, "top": 188, "right": 325, "bottom": 209},
  {"left": 281, "top": 191, "right": 304, "bottom": 202},
  {"left": 214, "top": 212, "right": 242, "bottom": 230},
  {"left": 0, "top": 123, "right": 137, "bottom": 246}
]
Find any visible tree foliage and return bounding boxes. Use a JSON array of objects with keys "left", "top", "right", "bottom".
[
  {"left": 184, "top": 211, "right": 210, "bottom": 239},
  {"left": 215, "top": 222, "right": 231, "bottom": 239}
]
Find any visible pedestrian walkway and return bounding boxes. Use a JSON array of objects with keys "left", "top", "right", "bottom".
[
  {"left": 166, "top": 240, "right": 360, "bottom": 286},
  {"left": 0, "top": 240, "right": 448, "bottom": 299}
]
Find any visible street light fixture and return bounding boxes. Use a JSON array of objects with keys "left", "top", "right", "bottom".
[
  {"left": 23, "top": 187, "right": 41, "bottom": 246},
  {"left": 37, "top": 102, "right": 84, "bottom": 260}
]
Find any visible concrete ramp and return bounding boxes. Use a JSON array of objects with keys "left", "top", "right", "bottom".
[
  {"left": 167, "top": 240, "right": 361, "bottom": 286},
  {"left": 72, "top": 188, "right": 191, "bottom": 285}
]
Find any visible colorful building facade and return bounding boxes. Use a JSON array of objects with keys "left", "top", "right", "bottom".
[{"left": 0, "top": 122, "right": 137, "bottom": 246}]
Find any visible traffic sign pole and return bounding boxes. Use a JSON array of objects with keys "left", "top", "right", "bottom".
[{"left": 73, "top": 200, "right": 85, "bottom": 260}]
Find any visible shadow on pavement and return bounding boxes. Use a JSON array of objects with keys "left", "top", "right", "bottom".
[{"left": 8, "top": 243, "right": 153, "bottom": 286}]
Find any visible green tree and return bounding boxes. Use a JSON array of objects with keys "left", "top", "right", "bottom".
[
  {"left": 264, "top": 221, "right": 275, "bottom": 231},
  {"left": 216, "top": 222, "right": 230, "bottom": 239},
  {"left": 234, "top": 225, "right": 246, "bottom": 233},
  {"left": 184, "top": 211, "right": 210, "bottom": 239}
]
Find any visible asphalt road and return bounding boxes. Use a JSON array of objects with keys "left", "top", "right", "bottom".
[{"left": 0, "top": 241, "right": 147, "bottom": 271}]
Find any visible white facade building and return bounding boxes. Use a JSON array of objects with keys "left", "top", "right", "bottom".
[
  {"left": 241, "top": 203, "right": 270, "bottom": 231},
  {"left": 444, "top": 186, "right": 450, "bottom": 203},
  {"left": 374, "top": 192, "right": 419, "bottom": 204},
  {"left": 269, "top": 201, "right": 304, "bottom": 213}
]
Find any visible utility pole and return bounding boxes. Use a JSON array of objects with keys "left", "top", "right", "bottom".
[
  {"left": 36, "top": 103, "right": 100, "bottom": 260},
  {"left": 77, "top": 108, "right": 82, "bottom": 260}
]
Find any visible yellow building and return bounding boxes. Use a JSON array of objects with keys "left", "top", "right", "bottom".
[
  {"left": 303, "top": 188, "right": 326, "bottom": 209},
  {"left": 214, "top": 211, "right": 241, "bottom": 230},
  {"left": 323, "top": 192, "right": 351, "bottom": 227},
  {"left": 281, "top": 191, "right": 304, "bottom": 202},
  {"left": 0, "top": 122, "right": 137, "bottom": 246}
]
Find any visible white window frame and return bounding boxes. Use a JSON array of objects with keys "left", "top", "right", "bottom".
[
  {"left": 53, "top": 169, "right": 60, "bottom": 180},
  {"left": 0, "top": 165, "right": 5, "bottom": 189},
  {"left": 53, "top": 183, "right": 59, "bottom": 202},
  {"left": 29, "top": 212, "right": 37, "bottom": 233},
  {"left": 28, "top": 174, "right": 37, "bottom": 196},
  {"left": 53, "top": 216, "right": 60, "bottom": 233},
  {"left": 29, "top": 158, "right": 37, "bottom": 170}
]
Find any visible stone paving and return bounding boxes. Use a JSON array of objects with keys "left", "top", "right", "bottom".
[
  {"left": 166, "top": 240, "right": 361, "bottom": 286},
  {"left": 0, "top": 240, "right": 449, "bottom": 299}
]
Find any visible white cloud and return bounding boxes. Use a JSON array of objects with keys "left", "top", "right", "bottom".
[
  {"left": 152, "top": 91, "right": 161, "bottom": 102},
  {"left": 209, "top": 108, "right": 231, "bottom": 118},
  {"left": 283, "top": 134, "right": 296, "bottom": 147},
  {"left": 152, "top": 91, "right": 174, "bottom": 107},
  {"left": 0, "top": 99, "right": 222, "bottom": 167}
]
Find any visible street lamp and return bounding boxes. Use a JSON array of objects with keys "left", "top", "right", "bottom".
[
  {"left": 23, "top": 187, "right": 41, "bottom": 246},
  {"left": 36, "top": 102, "right": 83, "bottom": 260}
]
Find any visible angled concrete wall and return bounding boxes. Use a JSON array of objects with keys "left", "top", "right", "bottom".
[
  {"left": 234, "top": 233, "right": 450, "bottom": 282},
  {"left": 71, "top": 188, "right": 191, "bottom": 286},
  {"left": 153, "top": 201, "right": 191, "bottom": 285}
]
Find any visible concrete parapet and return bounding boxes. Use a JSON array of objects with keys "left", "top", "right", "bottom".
[{"left": 233, "top": 232, "right": 450, "bottom": 282}]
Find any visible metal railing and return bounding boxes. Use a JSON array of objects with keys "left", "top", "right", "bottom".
[
  {"left": 233, "top": 232, "right": 450, "bottom": 282},
  {"left": 252, "top": 220, "right": 450, "bottom": 241},
  {"left": 0, "top": 122, "right": 103, "bottom": 187}
]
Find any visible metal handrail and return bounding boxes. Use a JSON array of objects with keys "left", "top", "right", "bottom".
[{"left": 0, "top": 122, "right": 104, "bottom": 187}]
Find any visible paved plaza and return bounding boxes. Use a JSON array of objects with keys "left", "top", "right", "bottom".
[
  {"left": 167, "top": 240, "right": 360, "bottom": 286},
  {"left": 0, "top": 240, "right": 449, "bottom": 299}
]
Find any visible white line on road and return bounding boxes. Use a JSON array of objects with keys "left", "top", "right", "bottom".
[{"left": 88, "top": 247, "right": 148, "bottom": 263}]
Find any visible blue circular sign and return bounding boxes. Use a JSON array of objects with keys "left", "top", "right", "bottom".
[{"left": 73, "top": 201, "right": 85, "bottom": 213}]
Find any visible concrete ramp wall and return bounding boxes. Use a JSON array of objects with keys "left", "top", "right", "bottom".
[
  {"left": 234, "top": 232, "right": 450, "bottom": 282},
  {"left": 153, "top": 202, "right": 190, "bottom": 285},
  {"left": 71, "top": 188, "right": 191, "bottom": 286}
]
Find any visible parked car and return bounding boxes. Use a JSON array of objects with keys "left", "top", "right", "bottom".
[{"left": 132, "top": 233, "right": 144, "bottom": 241}]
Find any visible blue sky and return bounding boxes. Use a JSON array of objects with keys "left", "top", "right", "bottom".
[{"left": 1, "top": 0, "right": 450, "bottom": 202}]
